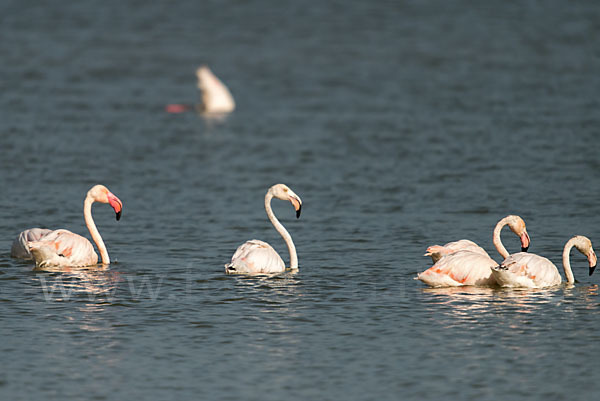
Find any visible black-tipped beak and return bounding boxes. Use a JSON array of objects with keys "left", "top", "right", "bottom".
[
  {"left": 590, "top": 264, "right": 596, "bottom": 276},
  {"left": 521, "top": 246, "right": 529, "bottom": 252},
  {"left": 116, "top": 211, "right": 122, "bottom": 221},
  {"left": 296, "top": 204, "right": 302, "bottom": 219}
]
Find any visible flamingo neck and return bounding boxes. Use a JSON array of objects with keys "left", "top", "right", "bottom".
[
  {"left": 84, "top": 196, "right": 110, "bottom": 265},
  {"left": 265, "top": 193, "right": 298, "bottom": 270},
  {"left": 492, "top": 217, "right": 510, "bottom": 259},
  {"left": 562, "top": 238, "right": 577, "bottom": 284}
]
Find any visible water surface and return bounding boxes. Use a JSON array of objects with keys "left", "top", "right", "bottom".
[{"left": 1, "top": 1, "right": 600, "bottom": 400}]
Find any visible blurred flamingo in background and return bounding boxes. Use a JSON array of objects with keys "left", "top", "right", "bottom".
[{"left": 166, "top": 65, "right": 235, "bottom": 114}]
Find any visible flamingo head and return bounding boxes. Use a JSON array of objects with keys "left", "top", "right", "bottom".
[
  {"left": 423, "top": 245, "right": 450, "bottom": 263},
  {"left": 572, "top": 236, "right": 597, "bottom": 276},
  {"left": 88, "top": 185, "right": 123, "bottom": 221},
  {"left": 506, "top": 215, "right": 530, "bottom": 252},
  {"left": 269, "top": 184, "right": 302, "bottom": 218}
]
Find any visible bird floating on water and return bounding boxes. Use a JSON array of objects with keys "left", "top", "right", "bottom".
[
  {"left": 225, "top": 184, "right": 302, "bottom": 275},
  {"left": 491, "top": 235, "right": 596, "bottom": 288},
  {"left": 11, "top": 185, "right": 123, "bottom": 268},
  {"left": 416, "top": 215, "right": 530, "bottom": 287},
  {"left": 166, "top": 65, "right": 235, "bottom": 115}
]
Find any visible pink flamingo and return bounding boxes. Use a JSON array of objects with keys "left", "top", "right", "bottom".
[
  {"left": 424, "top": 239, "right": 488, "bottom": 264},
  {"left": 11, "top": 185, "right": 123, "bottom": 268},
  {"left": 225, "top": 184, "right": 302, "bottom": 275},
  {"left": 491, "top": 235, "right": 597, "bottom": 288},
  {"left": 416, "top": 215, "right": 530, "bottom": 287}
]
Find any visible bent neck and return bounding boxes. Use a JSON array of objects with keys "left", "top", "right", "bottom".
[
  {"left": 265, "top": 193, "right": 298, "bottom": 270},
  {"left": 562, "top": 238, "right": 577, "bottom": 284},
  {"left": 492, "top": 217, "right": 511, "bottom": 259},
  {"left": 84, "top": 196, "right": 110, "bottom": 264}
]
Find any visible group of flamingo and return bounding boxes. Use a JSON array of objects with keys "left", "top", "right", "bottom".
[
  {"left": 13, "top": 68, "right": 301, "bottom": 276},
  {"left": 10, "top": 184, "right": 596, "bottom": 289},
  {"left": 11, "top": 184, "right": 302, "bottom": 276},
  {"left": 417, "top": 215, "right": 597, "bottom": 288},
  {"left": 10, "top": 66, "right": 597, "bottom": 288}
]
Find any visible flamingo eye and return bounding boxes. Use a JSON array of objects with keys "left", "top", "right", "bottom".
[{"left": 283, "top": 188, "right": 288, "bottom": 192}]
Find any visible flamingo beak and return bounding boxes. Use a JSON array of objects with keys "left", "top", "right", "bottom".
[
  {"left": 107, "top": 192, "right": 123, "bottom": 221},
  {"left": 589, "top": 252, "right": 597, "bottom": 276},
  {"left": 520, "top": 232, "right": 530, "bottom": 252},
  {"left": 424, "top": 246, "right": 439, "bottom": 257},
  {"left": 289, "top": 196, "right": 302, "bottom": 219}
]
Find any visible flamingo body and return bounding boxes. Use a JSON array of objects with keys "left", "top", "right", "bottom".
[
  {"left": 226, "top": 239, "right": 285, "bottom": 274},
  {"left": 425, "top": 239, "right": 488, "bottom": 263},
  {"left": 27, "top": 229, "right": 99, "bottom": 268},
  {"left": 417, "top": 251, "right": 497, "bottom": 287},
  {"left": 11, "top": 228, "right": 52, "bottom": 259},
  {"left": 491, "top": 252, "right": 561, "bottom": 288}
]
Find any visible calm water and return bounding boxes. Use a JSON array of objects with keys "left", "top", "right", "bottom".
[{"left": 1, "top": 1, "right": 600, "bottom": 400}]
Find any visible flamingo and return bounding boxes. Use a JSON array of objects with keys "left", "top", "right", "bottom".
[
  {"left": 11, "top": 185, "right": 123, "bottom": 268},
  {"left": 196, "top": 65, "right": 235, "bottom": 113},
  {"left": 165, "top": 65, "right": 236, "bottom": 114},
  {"left": 491, "top": 235, "right": 597, "bottom": 288},
  {"left": 225, "top": 184, "right": 302, "bottom": 275},
  {"left": 416, "top": 215, "right": 530, "bottom": 287}
]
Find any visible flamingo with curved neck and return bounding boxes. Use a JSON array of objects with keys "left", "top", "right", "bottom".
[
  {"left": 417, "top": 215, "right": 530, "bottom": 287},
  {"left": 492, "top": 235, "right": 597, "bottom": 288},
  {"left": 225, "top": 184, "right": 302, "bottom": 274},
  {"left": 11, "top": 185, "right": 123, "bottom": 268},
  {"left": 424, "top": 215, "right": 530, "bottom": 263},
  {"left": 492, "top": 215, "right": 530, "bottom": 259}
]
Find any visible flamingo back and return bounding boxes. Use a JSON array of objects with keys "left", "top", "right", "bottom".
[
  {"left": 491, "top": 252, "right": 562, "bottom": 288},
  {"left": 11, "top": 228, "right": 53, "bottom": 259},
  {"left": 225, "top": 239, "right": 285, "bottom": 274},
  {"left": 417, "top": 251, "right": 497, "bottom": 287},
  {"left": 27, "top": 229, "right": 98, "bottom": 268},
  {"left": 425, "top": 239, "right": 489, "bottom": 263}
]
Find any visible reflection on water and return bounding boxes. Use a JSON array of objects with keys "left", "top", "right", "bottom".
[
  {"left": 422, "top": 285, "right": 564, "bottom": 321},
  {"left": 576, "top": 284, "right": 599, "bottom": 308},
  {"left": 32, "top": 268, "right": 122, "bottom": 302},
  {"left": 421, "top": 284, "right": 600, "bottom": 325},
  {"left": 229, "top": 271, "right": 304, "bottom": 305}
]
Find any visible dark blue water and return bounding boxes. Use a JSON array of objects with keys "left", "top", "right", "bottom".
[{"left": 2, "top": 1, "right": 600, "bottom": 400}]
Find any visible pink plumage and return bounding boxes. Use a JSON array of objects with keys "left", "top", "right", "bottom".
[
  {"left": 417, "top": 215, "right": 530, "bottom": 287},
  {"left": 11, "top": 185, "right": 123, "bottom": 268}
]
